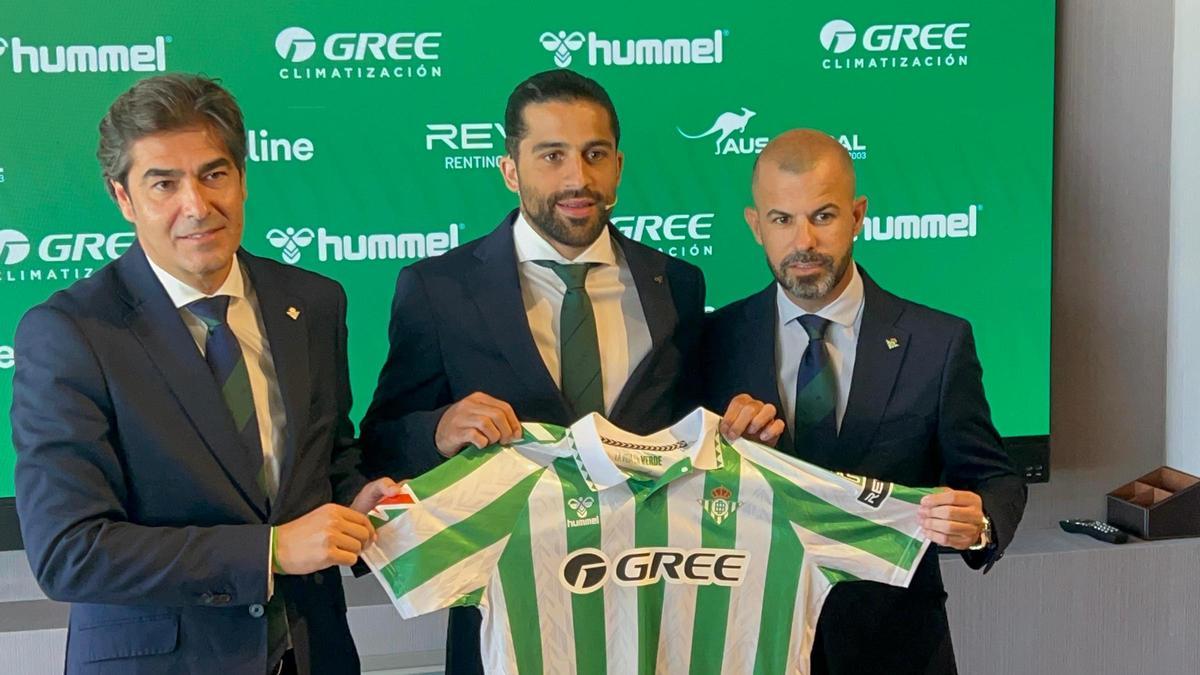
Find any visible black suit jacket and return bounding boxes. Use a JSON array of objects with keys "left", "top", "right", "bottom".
[
  {"left": 703, "top": 265, "right": 1026, "bottom": 674},
  {"left": 359, "top": 209, "right": 706, "bottom": 673},
  {"left": 360, "top": 208, "right": 706, "bottom": 476},
  {"left": 12, "top": 243, "right": 365, "bottom": 675}
]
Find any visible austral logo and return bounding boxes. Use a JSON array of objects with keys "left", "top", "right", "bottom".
[
  {"left": 560, "top": 547, "right": 750, "bottom": 594},
  {"left": 266, "top": 224, "right": 462, "bottom": 264},
  {"left": 274, "top": 26, "right": 443, "bottom": 81},
  {"left": 0, "top": 35, "right": 169, "bottom": 74},
  {"left": 678, "top": 107, "right": 767, "bottom": 156},
  {"left": 539, "top": 29, "right": 727, "bottom": 68}
]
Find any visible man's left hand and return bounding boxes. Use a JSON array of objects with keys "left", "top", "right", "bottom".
[
  {"left": 720, "top": 394, "right": 786, "bottom": 445},
  {"left": 918, "top": 489, "right": 987, "bottom": 550}
]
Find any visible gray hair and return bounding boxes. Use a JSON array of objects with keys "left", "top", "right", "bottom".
[{"left": 97, "top": 73, "right": 246, "bottom": 200}]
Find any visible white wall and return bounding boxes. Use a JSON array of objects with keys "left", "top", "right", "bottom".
[{"left": 1166, "top": 0, "right": 1200, "bottom": 476}]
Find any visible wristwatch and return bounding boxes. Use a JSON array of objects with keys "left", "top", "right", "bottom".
[{"left": 968, "top": 514, "right": 993, "bottom": 551}]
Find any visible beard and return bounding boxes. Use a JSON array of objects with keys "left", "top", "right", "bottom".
[
  {"left": 771, "top": 247, "right": 853, "bottom": 301},
  {"left": 521, "top": 184, "right": 613, "bottom": 249}
]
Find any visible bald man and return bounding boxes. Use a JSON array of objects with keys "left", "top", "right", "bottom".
[{"left": 703, "top": 130, "right": 1025, "bottom": 674}]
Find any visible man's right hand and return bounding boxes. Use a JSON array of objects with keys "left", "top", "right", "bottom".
[
  {"left": 274, "top": 504, "right": 375, "bottom": 575},
  {"left": 435, "top": 391, "right": 521, "bottom": 457}
]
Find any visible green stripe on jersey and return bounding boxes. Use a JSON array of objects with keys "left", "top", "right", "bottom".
[
  {"left": 689, "top": 446, "right": 742, "bottom": 675},
  {"left": 498, "top": 502, "right": 544, "bottom": 673},
  {"left": 553, "top": 457, "right": 607, "bottom": 675},
  {"left": 755, "top": 463, "right": 925, "bottom": 571},
  {"left": 379, "top": 470, "right": 541, "bottom": 598}
]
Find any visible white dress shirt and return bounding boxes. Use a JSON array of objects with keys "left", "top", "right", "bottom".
[
  {"left": 776, "top": 264, "right": 865, "bottom": 432},
  {"left": 512, "top": 212, "right": 652, "bottom": 415}
]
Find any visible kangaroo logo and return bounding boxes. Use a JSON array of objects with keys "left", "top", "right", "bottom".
[
  {"left": 266, "top": 227, "right": 315, "bottom": 265},
  {"left": 678, "top": 108, "right": 758, "bottom": 154},
  {"left": 540, "top": 31, "right": 586, "bottom": 67}
]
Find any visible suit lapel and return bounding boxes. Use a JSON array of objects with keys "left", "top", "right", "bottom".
[
  {"left": 116, "top": 244, "right": 269, "bottom": 518},
  {"left": 738, "top": 285, "right": 794, "bottom": 452},
  {"left": 836, "top": 267, "right": 909, "bottom": 470},
  {"left": 240, "top": 251, "right": 310, "bottom": 511},
  {"left": 609, "top": 231, "right": 675, "bottom": 420},
  {"left": 470, "top": 210, "right": 571, "bottom": 420}
]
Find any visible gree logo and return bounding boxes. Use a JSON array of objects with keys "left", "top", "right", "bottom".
[
  {"left": 559, "top": 547, "right": 750, "bottom": 594},
  {"left": 820, "top": 20, "right": 857, "bottom": 54},
  {"left": 275, "top": 27, "right": 317, "bottom": 62},
  {"left": 0, "top": 229, "right": 32, "bottom": 265},
  {"left": 274, "top": 26, "right": 442, "bottom": 63}
]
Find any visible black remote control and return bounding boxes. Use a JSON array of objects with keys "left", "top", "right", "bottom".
[{"left": 1059, "top": 519, "right": 1129, "bottom": 544}]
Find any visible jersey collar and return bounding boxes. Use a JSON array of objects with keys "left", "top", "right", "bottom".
[{"left": 568, "top": 407, "right": 724, "bottom": 493}]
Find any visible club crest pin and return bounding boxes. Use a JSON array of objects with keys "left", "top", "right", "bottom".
[
  {"left": 286, "top": 307, "right": 300, "bottom": 320},
  {"left": 886, "top": 337, "right": 900, "bottom": 350},
  {"left": 654, "top": 275, "right": 664, "bottom": 284}
]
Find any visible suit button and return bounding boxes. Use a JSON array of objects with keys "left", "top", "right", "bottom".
[{"left": 249, "top": 603, "right": 265, "bottom": 618}]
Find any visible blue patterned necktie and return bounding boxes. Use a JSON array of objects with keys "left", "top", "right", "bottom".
[
  {"left": 186, "top": 296, "right": 264, "bottom": 473},
  {"left": 794, "top": 314, "right": 838, "bottom": 456}
]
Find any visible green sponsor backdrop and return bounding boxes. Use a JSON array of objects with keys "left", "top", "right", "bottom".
[{"left": 0, "top": 2, "right": 1055, "bottom": 497}]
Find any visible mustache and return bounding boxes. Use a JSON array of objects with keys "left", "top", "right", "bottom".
[
  {"left": 779, "top": 250, "right": 834, "bottom": 268},
  {"left": 546, "top": 188, "right": 610, "bottom": 206}
]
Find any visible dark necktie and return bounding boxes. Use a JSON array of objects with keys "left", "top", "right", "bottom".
[
  {"left": 538, "top": 261, "right": 604, "bottom": 418},
  {"left": 794, "top": 314, "right": 838, "bottom": 457}
]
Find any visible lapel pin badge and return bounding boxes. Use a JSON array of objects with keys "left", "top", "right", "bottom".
[
  {"left": 654, "top": 275, "right": 664, "bottom": 284},
  {"left": 287, "top": 307, "right": 300, "bottom": 321},
  {"left": 886, "top": 337, "right": 900, "bottom": 350}
]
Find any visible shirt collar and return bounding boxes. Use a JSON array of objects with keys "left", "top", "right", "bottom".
[
  {"left": 567, "top": 407, "right": 724, "bottom": 492},
  {"left": 513, "top": 211, "right": 617, "bottom": 267},
  {"left": 145, "top": 253, "right": 247, "bottom": 309},
  {"left": 776, "top": 262, "right": 864, "bottom": 329}
]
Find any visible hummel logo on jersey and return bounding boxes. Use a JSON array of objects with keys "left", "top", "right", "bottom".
[
  {"left": 701, "top": 485, "right": 740, "bottom": 525},
  {"left": 560, "top": 547, "right": 750, "bottom": 594},
  {"left": 838, "top": 472, "right": 893, "bottom": 508},
  {"left": 566, "top": 495, "right": 600, "bottom": 529},
  {"left": 567, "top": 496, "right": 595, "bottom": 518}
]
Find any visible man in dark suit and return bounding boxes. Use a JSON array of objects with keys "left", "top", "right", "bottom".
[
  {"left": 360, "top": 69, "right": 782, "bottom": 674},
  {"left": 12, "top": 74, "right": 398, "bottom": 675},
  {"left": 704, "top": 130, "right": 1026, "bottom": 674}
]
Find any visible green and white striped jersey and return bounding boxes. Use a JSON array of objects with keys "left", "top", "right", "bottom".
[{"left": 363, "top": 407, "right": 933, "bottom": 674}]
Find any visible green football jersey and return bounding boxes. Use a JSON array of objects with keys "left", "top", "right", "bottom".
[{"left": 362, "top": 407, "right": 933, "bottom": 674}]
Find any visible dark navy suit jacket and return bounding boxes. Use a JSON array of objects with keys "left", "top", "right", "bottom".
[
  {"left": 360, "top": 208, "right": 706, "bottom": 673},
  {"left": 703, "top": 265, "right": 1026, "bottom": 674},
  {"left": 12, "top": 243, "right": 366, "bottom": 675}
]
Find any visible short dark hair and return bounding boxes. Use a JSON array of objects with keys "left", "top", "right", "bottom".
[
  {"left": 97, "top": 73, "right": 246, "bottom": 201},
  {"left": 503, "top": 69, "right": 620, "bottom": 158}
]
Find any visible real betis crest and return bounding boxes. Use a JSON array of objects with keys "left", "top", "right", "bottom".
[{"left": 702, "top": 485, "right": 740, "bottom": 525}]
